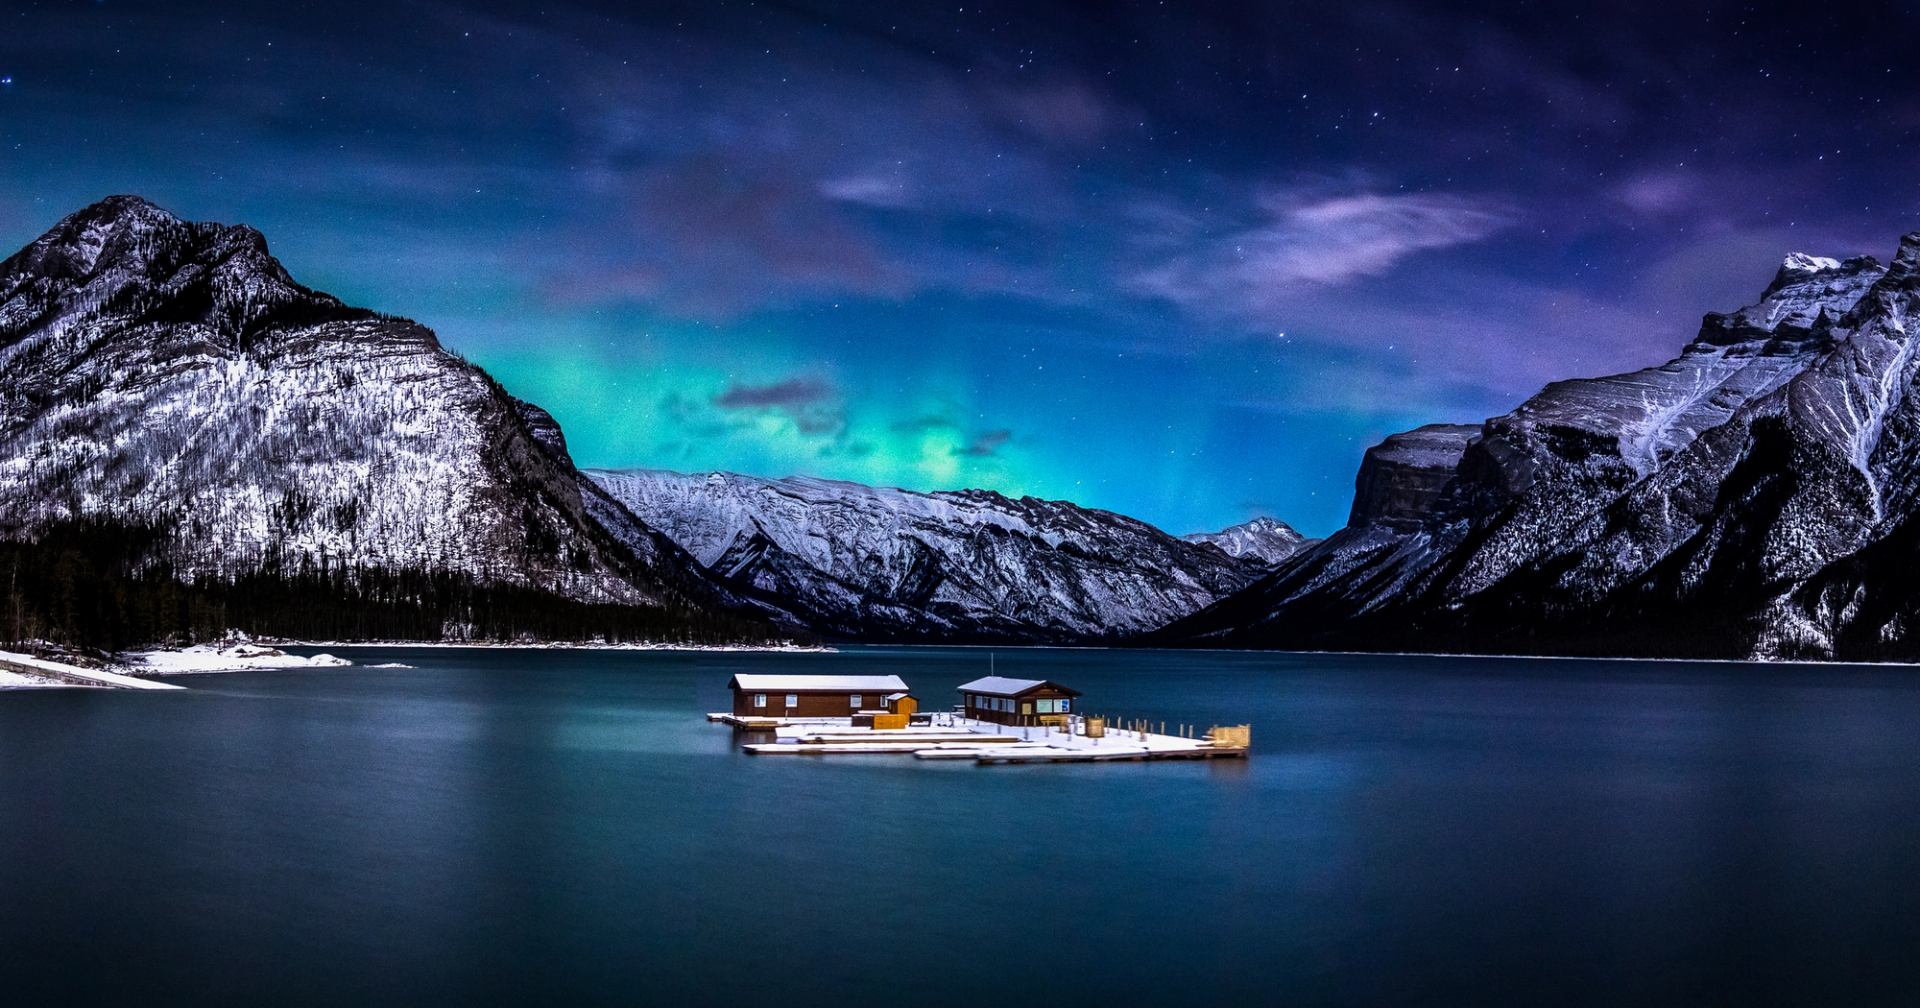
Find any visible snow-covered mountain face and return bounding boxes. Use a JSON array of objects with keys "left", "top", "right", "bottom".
[
  {"left": 1170, "top": 240, "right": 1920, "bottom": 660},
  {"left": 1181, "top": 517, "right": 1314, "bottom": 566},
  {"left": 0, "top": 196, "right": 749, "bottom": 625},
  {"left": 588, "top": 468, "right": 1278, "bottom": 642}
]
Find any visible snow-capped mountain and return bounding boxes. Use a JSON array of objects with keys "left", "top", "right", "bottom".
[
  {"left": 588, "top": 468, "right": 1279, "bottom": 642},
  {"left": 0, "top": 196, "right": 764, "bottom": 638},
  {"left": 1181, "top": 517, "right": 1314, "bottom": 566},
  {"left": 1167, "top": 239, "right": 1920, "bottom": 660}
]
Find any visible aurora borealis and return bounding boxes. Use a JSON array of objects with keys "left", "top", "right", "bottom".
[{"left": 5, "top": 1, "right": 1919, "bottom": 535}]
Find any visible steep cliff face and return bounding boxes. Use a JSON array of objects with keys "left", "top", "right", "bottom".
[
  {"left": 1167, "top": 239, "right": 1920, "bottom": 660},
  {"left": 0, "top": 196, "right": 767, "bottom": 638},
  {"left": 589, "top": 468, "right": 1282, "bottom": 642},
  {"left": 1348, "top": 424, "right": 1478, "bottom": 527}
]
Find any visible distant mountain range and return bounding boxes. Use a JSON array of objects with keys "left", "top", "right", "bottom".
[
  {"left": 588, "top": 468, "right": 1309, "bottom": 642},
  {"left": 1163, "top": 239, "right": 1920, "bottom": 661}
]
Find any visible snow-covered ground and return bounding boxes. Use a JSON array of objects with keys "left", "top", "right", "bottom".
[
  {"left": 0, "top": 649, "right": 185, "bottom": 690},
  {"left": 288, "top": 639, "right": 833, "bottom": 653},
  {"left": 0, "top": 668, "right": 62, "bottom": 689},
  {"left": 127, "top": 642, "right": 353, "bottom": 675}
]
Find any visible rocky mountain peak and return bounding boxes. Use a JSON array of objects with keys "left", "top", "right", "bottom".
[
  {"left": 3, "top": 194, "right": 190, "bottom": 282},
  {"left": 1182, "top": 516, "right": 1313, "bottom": 566},
  {"left": 1776, "top": 252, "right": 1843, "bottom": 281},
  {"left": 1885, "top": 232, "right": 1920, "bottom": 283},
  {"left": 0, "top": 197, "right": 361, "bottom": 354}
]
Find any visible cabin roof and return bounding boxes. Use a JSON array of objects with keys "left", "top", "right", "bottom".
[
  {"left": 955, "top": 676, "right": 1081, "bottom": 698},
  {"left": 729, "top": 674, "right": 909, "bottom": 692}
]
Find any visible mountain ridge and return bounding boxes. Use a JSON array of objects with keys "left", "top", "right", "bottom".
[
  {"left": 588, "top": 466, "right": 1299, "bottom": 642},
  {"left": 0, "top": 195, "right": 781, "bottom": 645},
  {"left": 1163, "top": 236, "right": 1920, "bottom": 661}
]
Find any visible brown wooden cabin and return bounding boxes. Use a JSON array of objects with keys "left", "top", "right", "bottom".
[
  {"left": 728, "top": 674, "right": 913, "bottom": 718},
  {"left": 957, "top": 676, "right": 1082, "bottom": 726}
]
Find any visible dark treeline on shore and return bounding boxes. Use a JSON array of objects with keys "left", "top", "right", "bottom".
[{"left": 0, "top": 520, "right": 780, "bottom": 653}]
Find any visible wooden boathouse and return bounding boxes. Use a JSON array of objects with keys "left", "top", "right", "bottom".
[
  {"left": 957, "top": 676, "right": 1081, "bottom": 727},
  {"left": 728, "top": 673, "right": 913, "bottom": 718}
]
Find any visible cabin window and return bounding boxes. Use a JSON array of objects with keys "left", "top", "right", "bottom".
[
  {"left": 753, "top": 693, "right": 767, "bottom": 708},
  {"left": 785, "top": 694, "right": 799, "bottom": 708},
  {"left": 849, "top": 694, "right": 863, "bottom": 709},
  {"left": 1021, "top": 702, "right": 1033, "bottom": 716}
]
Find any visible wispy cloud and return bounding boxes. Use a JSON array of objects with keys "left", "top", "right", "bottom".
[{"left": 1132, "top": 188, "right": 1517, "bottom": 314}]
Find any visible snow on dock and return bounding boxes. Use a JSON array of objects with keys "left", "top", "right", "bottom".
[{"left": 726, "top": 711, "right": 1250, "bottom": 765}]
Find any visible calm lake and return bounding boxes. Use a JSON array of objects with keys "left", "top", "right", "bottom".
[{"left": 5, "top": 646, "right": 1920, "bottom": 1005}]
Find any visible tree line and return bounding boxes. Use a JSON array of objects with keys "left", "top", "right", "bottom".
[{"left": 1, "top": 518, "right": 781, "bottom": 654}]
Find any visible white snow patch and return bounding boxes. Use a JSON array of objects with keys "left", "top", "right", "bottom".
[
  {"left": 128, "top": 643, "right": 353, "bottom": 675},
  {"left": 0, "top": 649, "right": 185, "bottom": 689}
]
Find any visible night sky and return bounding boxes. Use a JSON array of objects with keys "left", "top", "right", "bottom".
[{"left": 4, "top": 1, "right": 1918, "bottom": 536}]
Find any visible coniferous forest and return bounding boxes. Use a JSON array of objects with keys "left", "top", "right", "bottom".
[{"left": 0, "top": 519, "right": 781, "bottom": 653}]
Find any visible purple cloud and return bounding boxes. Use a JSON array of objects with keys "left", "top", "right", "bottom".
[
  {"left": 957, "top": 428, "right": 1013, "bottom": 457},
  {"left": 712, "top": 375, "right": 846, "bottom": 438},
  {"left": 713, "top": 376, "right": 837, "bottom": 410}
]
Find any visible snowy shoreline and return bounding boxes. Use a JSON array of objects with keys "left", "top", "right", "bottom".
[
  {"left": 14, "top": 633, "right": 1910, "bottom": 695},
  {"left": 277, "top": 640, "right": 836, "bottom": 653},
  {"left": 0, "top": 649, "right": 187, "bottom": 690},
  {"left": 0, "top": 637, "right": 835, "bottom": 691}
]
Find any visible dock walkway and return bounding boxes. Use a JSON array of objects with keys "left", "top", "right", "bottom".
[{"left": 719, "top": 711, "right": 1249, "bottom": 765}]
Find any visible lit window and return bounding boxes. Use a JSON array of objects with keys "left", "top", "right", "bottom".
[
  {"left": 785, "top": 694, "right": 799, "bottom": 708},
  {"left": 849, "top": 694, "right": 862, "bottom": 709},
  {"left": 753, "top": 693, "right": 767, "bottom": 708}
]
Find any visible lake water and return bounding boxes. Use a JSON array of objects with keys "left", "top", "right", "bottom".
[{"left": 5, "top": 646, "right": 1920, "bottom": 1005}]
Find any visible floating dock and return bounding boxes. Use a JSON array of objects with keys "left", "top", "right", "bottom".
[{"left": 717, "top": 712, "right": 1250, "bottom": 765}]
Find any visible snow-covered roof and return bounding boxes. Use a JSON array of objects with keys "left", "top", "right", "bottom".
[
  {"left": 730, "top": 674, "right": 909, "bottom": 692},
  {"left": 956, "top": 676, "right": 1079, "bottom": 697}
]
